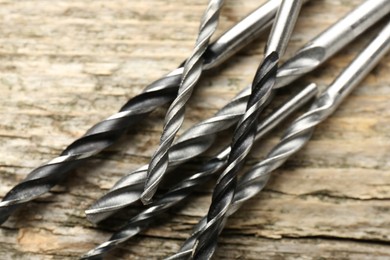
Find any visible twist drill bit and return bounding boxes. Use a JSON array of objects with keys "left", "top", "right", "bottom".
[
  {"left": 142, "top": 0, "right": 226, "bottom": 204},
  {"left": 275, "top": 0, "right": 390, "bottom": 89},
  {"left": 85, "top": 0, "right": 284, "bottom": 222},
  {"left": 86, "top": 87, "right": 252, "bottom": 223},
  {"left": 85, "top": 0, "right": 386, "bottom": 223},
  {"left": 192, "top": 1, "right": 304, "bottom": 258},
  {"left": 87, "top": 81, "right": 272, "bottom": 222},
  {"left": 0, "top": 0, "right": 282, "bottom": 224},
  {"left": 81, "top": 84, "right": 318, "bottom": 260},
  {"left": 171, "top": 20, "right": 390, "bottom": 260}
]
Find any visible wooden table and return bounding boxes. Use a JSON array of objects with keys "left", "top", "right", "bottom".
[{"left": 1, "top": 0, "right": 389, "bottom": 259}]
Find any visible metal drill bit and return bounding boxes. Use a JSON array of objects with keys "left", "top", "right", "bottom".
[
  {"left": 81, "top": 83, "right": 318, "bottom": 260},
  {"left": 0, "top": 0, "right": 281, "bottom": 224},
  {"left": 275, "top": 0, "right": 390, "bottom": 88},
  {"left": 192, "top": 1, "right": 303, "bottom": 258},
  {"left": 140, "top": 0, "right": 298, "bottom": 204},
  {"left": 141, "top": 0, "right": 225, "bottom": 204},
  {"left": 171, "top": 20, "right": 390, "bottom": 260},
  {"left": 85, "top": 78, "right": 314, "bottom": 223},
  {"left": 85, "top": 0, "right": 386, "bottom": 223},
  {"left": 86, "top": 87, "right": 252, "bottom": 223}
]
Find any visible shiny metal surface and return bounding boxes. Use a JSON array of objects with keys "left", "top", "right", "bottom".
[
  {"left": 170, "top": 20, "right": 390, "bottom": 260},
  {"left": 205, "top": 0, "right": 309, "bottom": 67},
  {"left": 141, "top": 0, "right": 318, "bottom": 204},
  {"left": 205, "top": 0, "right": 279, "bottom": 67},
  {"left": 81, "top": 84, "right": 318, "bottom": 259},
  {"left": 86, "top": 86, "right": 252, "bottom": 223},
  {"left": 275, "top": 0, "right": 390, "bottom": 88},
  {"left": 265, "top": 0, "right": 303, "bottom": 56},
  {"left": 85, "top": 0, "right": 386, "bottom": 225},
  {"left": 0, "top": 0, "right": 282, "bottom": 224},
  {"left": 142, "top": 0, "right": 225, "bottom": 204},
  {"left": 191, "top": 0, "right": 304, "bottom": 259}
]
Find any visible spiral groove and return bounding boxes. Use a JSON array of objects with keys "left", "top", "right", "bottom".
[
  {"left": 143, "top": 0, "right": 225, "bottom": 203},
  {"left": 192, "top": 52, "right": 279, "bottom": 259}
]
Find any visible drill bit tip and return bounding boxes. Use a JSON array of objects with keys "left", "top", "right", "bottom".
[
  {"left": 140, "top": 185, "right": 157, "bottom": 205},
  {"left": 86, "top": 87, "right": 253, "bottom": 222},
  {"left": 86, "top": 167, "right": 147, "bottom": 223},
  {"left": 85, "top": 189, "right": 142, "bottom": 223},
  {"left": 82, "top": 83, "right": 318, "bottom": 258},
  {"left": 142, "top": 0, "right": 225, "bottom": 204}
]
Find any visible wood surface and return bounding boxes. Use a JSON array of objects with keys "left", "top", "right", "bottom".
[{"left": 1, "top": 0, "right": 389, "bottom": 259}]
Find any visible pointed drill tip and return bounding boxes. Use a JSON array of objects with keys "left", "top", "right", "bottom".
[
  {"left": 140, "top": 191, "right": 154, "bottom": 205},
  {"left": 164, "top": 250, "right": 193, "bottom": 260},
  {"left": 80, "top": 241, "right": 115, "bottom": 260},
  {"left": 85, "top": 191, "right": 143, "bottom": 223},
  {"left": 85, "top": 207, "right": 112, "bottom": 224},
  {"left": 80, "top": 249, "right": 103, "bottom": 260},
  {"left": 140, "top": 179, "right": 160, "bottom": 205},
  {"left": 85, "top": 204, "right": 125, "bottom": 224},
  {"left": 85, "top": 201, "right": 117, "bottom": 224}
]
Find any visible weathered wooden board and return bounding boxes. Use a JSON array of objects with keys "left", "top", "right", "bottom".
[{"left": 0, "top": 0, "right": 389, "bottom": 259}]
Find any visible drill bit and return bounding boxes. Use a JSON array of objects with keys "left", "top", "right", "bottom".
[
  {"left": 85, "top": 0, "right": 386, "bottom": 223},
  {"left": 86, "top": 87, "right": 252, "bottom": 223},
  {"left": 191, "top": 1, "right": 304, "bottom": 258},
  {"left": 275, "top": 0, "right": 390, "bottom": 88},
  {"left": 81, "top": 83, "right": 318, "bottom": 260},
  {"left": 0, "top": 0, "right": 281, "bottom": 224},
  {"left": 141, "top": 0, "right": 226, "bottom": 204},
  {"left": 171, "top": 20, "right": 390, "bottom": 260}
]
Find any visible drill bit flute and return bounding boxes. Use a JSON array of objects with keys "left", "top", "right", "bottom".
[
  {"left": 0, "top": 0, "right": 282, "bottom": 224},
  {"left": 86, "top": 87, "right": 252, "bottom": 223},
  {"left": 275, "top": 0, "right": 390, "bottom": 88},
  {"left": 81, "top": 83, "right": 318, "bottom": 259},
  {"left": 192, "top": 1, "right": 304, "bottom": 258},
  {"left": 141, "top": 0, "right": 307, "bottom": 204},
  {"left": 86, "top": 0, "right": 389, "bottom": 223},
  {"left": 142, "top": 0, "right": 226, "bottom": 204},
  {"left": 171, "top": 20, "right": 390, "bottom": 260}
]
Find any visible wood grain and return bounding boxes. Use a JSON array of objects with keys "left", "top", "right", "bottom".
[{"left": 0, "top": 0, "right": 389, "bottom": 259}]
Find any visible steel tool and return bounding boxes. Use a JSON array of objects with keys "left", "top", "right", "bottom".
[
  {"left": 86, "top": 0, "right": 388, "bottom": 223},
  {"left": 276, "top": 0, "right": 390, "bottom": 88},
  {"left": 0, "top": 0, "right": 282, "bottom": 224},
  {"left": 141, "top": 0, "right": 225, "bottom": 204},
  {"left": 171, "top": 19, "right": 390, "bottom": 260},
  {"left": 81, "top": 83, "right": 318, "bottom": 259},
  {"left": 191, "top": 1, "right": 303, "bottom": 258}
]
